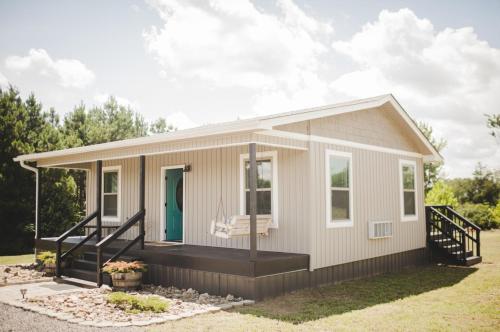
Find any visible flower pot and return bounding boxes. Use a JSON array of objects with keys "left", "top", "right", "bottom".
[{"left": 111, "top": 271, "right": 143, "bottom": 289}]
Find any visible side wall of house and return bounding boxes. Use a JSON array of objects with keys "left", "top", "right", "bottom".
[
  {"left": 86, "top": 145, "right": 311, "bottom": 254},
  {"left": 276, "top": 105, "right": 427, "bottom": 270}
]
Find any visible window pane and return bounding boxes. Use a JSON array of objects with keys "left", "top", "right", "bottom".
[
  {"left": 245, "top": 191, "right": 271, "bottom": 215},
  {"left": 103, "top": 194, "right": 118, "bottom": 216},
  {"left": 104, "top": 172, "right": 118, "bottom": 193},
  {"left": 332, "top": 190, "right": 350, "bottom": 220},
  {"left": 330, "top": 156, "right": 349, "bottom": 188},
  {"left": 402, "top": 165, "right": 415, "bottom": 190},
  {"left": 245, "top": 160, "right": 272, "bottom": 189},
  {"left": 404, "top": 191, "right": 416, "bottom": 216}
]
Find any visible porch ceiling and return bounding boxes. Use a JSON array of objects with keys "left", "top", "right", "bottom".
[{"left": 34, "top": 131, "right": 308, "bottom": 168}]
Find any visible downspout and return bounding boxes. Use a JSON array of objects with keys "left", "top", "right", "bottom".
[{"left": 19, "top": 161, "right": 39, "bottom": 240}]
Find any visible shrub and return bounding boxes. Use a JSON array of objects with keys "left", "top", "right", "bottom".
[
  {"left": 107, "top": 292, "right": 169, "bottom": 313},
  {"left": 457, "top": 203, "right": 499, "bottom": 230},
  {"left": 36, "top": 251, "right": 56, "bottom": 265},
  {"left": 102, "top": 261, "right": 147, "bottom": 274},
  {"left": 425, "top": 181, "right": 459, "bottom": 206}
]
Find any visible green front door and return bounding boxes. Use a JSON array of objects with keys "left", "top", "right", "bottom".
[{"left": 165, "top": 168, "right": 183, "bottom": 241}]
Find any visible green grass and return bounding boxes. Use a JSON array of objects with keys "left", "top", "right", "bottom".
[
  {"left": 0, "top": 253, "right": 34, "bottom": 265},
  {"left": 150, "top": 230, "right": 500, "bottom": 332}
]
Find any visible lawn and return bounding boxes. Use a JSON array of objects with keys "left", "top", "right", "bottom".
[
  {"left": 0, "top": 253, "right": 34, "bottom": 265},
  {"left": 152, "top": 230, "right": 500, "bottom": 331}
]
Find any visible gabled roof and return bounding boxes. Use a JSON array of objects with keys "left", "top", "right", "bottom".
[{"left": 14, "top": 94, "right": 442, "bottom": 163}]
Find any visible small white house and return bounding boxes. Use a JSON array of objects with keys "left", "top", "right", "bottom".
[{"left": 17, "top": 94, "right": 477, "bottom": 300}]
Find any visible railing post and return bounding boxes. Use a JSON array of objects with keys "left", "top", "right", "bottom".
[
  {"left": 249, "top": 143, "right": 257, "bottom": 261},
  {"left": 96, "top": 246, "right": 103, "bottom": 287},
  {"left": 96, "top": 160, "right": 102, "bottom": 242},
  {"left": 139, "top": 155, "right": 145, "bottom": 250},
  {"left": 55, "top": 240, "right": 61, "bottom": 277},
  {"left": 461, "top": 232, "right": 467, "bottom": 262},
  {"left": 477, "top": 229, "right": 481, "bottom": 257}
]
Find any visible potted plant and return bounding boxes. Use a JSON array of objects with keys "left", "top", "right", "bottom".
[
  {"left": 103, "top": 261, "right": 147, "bottom": 289},
  {"left": 36, "top": 251, "right": 64, "bottom": 275}
]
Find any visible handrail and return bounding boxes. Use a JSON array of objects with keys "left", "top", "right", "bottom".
[
  {"left": 427, "top": 209, "right": 463, "bottom": 245},
  {"left": 426, "top": 205, "right": 481, "bottom": 260},
  {"left": 444, "top": 206, "right": 481, "bottom": 231},
  {"left": 95, "top": 209, "right": 145, "bottom": 286},
  {"left": 56, "top": 211, "right": 99, "bottom": 244},
  {"left": 96, "top": 210, "right": 145, "bottom": 248},
  {"left": 55, "top": 210, "right": 99, "bottom": 277}
]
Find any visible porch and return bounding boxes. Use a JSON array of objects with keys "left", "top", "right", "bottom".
[{"left": 36, "top": 236, "right": 309, "bottom": 278}]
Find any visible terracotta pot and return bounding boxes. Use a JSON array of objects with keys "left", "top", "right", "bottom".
[{"left": 111, "top": 271, "right": 143, "bottom": 289}]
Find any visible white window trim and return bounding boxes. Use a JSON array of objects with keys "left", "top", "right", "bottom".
[
  {"left": 239, "top": 151, "right": 279, "bottom": 228},
  {"left": 325, "top": 150, "right": 354, "bottom": 228},
  {"left": 102, "top": 165, "right": 121, "bottom": 223},
  {"left": 399, "top": 159, "right": 418, "bottom": 222}
]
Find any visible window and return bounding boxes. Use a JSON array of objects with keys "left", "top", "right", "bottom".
[
  {"left": 399, "top": 160, "right": 417, "bottom": 221},
  {"left": 240, "top": 151, "right": 278, "bottom": 228},
  {"left": 102, "top": 166, "right": 121, "bottom": 222},
  {"left": 326, "top": 150, "right": 353, "bottom": 228}
]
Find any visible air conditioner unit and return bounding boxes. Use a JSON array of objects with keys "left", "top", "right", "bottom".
[{"left": 369, "top": 221, "right": 393, "bottom": 239}]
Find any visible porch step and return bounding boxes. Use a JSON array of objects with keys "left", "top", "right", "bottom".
[
  {"left": 465, "top": 256, "right": 482, "bottom": 266},
  {"left": 63, "top": 267, "right": 111, "bottom": 284},
  {"left": 53, "top": 276, "right": 97, "bottom": 289},
  {"left": 72, "top": 258, "right": 96, "bottom": 271},
  {"left": 83, "top": 251, "right": 139, "bottom": 262}
]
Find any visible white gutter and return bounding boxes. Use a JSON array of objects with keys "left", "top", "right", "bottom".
[{"left": 19, "top": 161, "right": 39, "bottom": 239}]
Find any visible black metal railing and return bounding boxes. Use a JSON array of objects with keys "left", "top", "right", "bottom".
[
  {"left": 426, "top": 206, "right": 481, "bottom": 262},
  {"left": 95, "top": 209, "right": 145, "bottom": 286},
  {"left": 55, "top": 210, "right": 99, "bottom": 277}
]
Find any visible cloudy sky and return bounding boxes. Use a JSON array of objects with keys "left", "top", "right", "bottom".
[{"left": 1, "top": 0, "right": 499, "bottom": 177}]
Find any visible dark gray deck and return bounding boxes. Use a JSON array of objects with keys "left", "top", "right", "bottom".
[{"left": 36, "top": 237, "right": 309, "bottom": 277}]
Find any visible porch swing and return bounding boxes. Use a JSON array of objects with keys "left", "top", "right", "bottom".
[{"left": 209, "top": 148, "right": 272, "bottom": 239}]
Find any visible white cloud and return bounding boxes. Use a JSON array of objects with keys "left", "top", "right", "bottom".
[
  {"left": 0, "top": 71, "right": 8, "bottom": 88},
  {"left": 330, "top": 8, "right": 500, "bottom": 177},
  {"left": 144, "top": 0, "right": 333, "bottom": 113},
  {"left": 5, "top": 49, "right": 95, "bottom": 88},
  {"left": 165, "top": 111, "right": 198, "bottom": 129}
]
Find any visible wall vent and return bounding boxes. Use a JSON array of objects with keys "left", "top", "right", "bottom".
[{"left": 369, "top": 221, "right": 393, "bottom": 239}]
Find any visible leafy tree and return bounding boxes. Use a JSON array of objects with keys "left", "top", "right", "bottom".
[
  {"left": 0, "top": 87, "right": 80, "bottom": 254},
  {"left": 150, "top": 117, "right": 175, "bottom": 134},
  {"left": 418, "top": 122, "right": 446, "bottom": 193},
  {"left": 425, "top": 181, "right": 459, "bottom": 206},
  {"left": 447, "top": 164, "right": 499, "bottom": 207},
  {"left": 457, "top": 203, "right": 499, "bottom": 230},
  {"left": 485, "top": 113, "right": 500, "bottom": 138}
]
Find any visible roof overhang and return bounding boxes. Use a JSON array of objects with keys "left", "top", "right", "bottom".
[{"left": 14, "top": 94, "right": 442, "bottom": 166}]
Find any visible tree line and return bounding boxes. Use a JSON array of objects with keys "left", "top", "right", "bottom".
[
  {"left": 420, "top": 119, "right": 500, "bottom": 229},
  {"left": 0, "top": 87, "right": 173, "bottom": 254}
]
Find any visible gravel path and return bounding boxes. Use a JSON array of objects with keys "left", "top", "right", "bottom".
[{"left": 0, "top": 303, "right": 142, "bottom": 332}]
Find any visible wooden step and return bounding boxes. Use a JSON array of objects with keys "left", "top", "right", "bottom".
[
  {"left": 465, "top": 256, "right": 482, "bottom": 266},
  {"left": 72, "top": 258, "right": 97, "bottom": 271},
  {"left": 83, "top": 251, "right": 139, "bottom": 262},
  {"left": 63, "top": 268, "right": 111, "bottom": 284},
  {"left": 53, "top": 276, "right": 96, "bottom": 289}
]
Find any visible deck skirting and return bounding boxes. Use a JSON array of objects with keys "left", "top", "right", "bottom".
[{"left": 146, "top": 247, "right": 428, "bottom": 300}]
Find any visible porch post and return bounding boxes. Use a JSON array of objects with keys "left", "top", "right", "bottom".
[
  {"left": 249, "top": 143, "right": 257, "bottom": 260},
  {"left": 35, "top": 168, "right": 41, "bottom": 240},
  {"left": 96, "top": 160, "right": 102, "bottom": 242},
  {"left": 139, "top": 155, "right": 145, "bottom": 249}
]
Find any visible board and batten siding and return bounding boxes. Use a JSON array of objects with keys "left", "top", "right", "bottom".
[
  {"left": 86, "top": 146, "right": 311, "bottom": 254},
  {"left": 277, "top": 104, "right": 427, "bottom": 270},
  {"left": 307, "top": 141, "right": 426, "bottom": 270}
]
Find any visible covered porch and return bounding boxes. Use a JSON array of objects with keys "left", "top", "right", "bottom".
[{"left": 22, "top": 128, "right": 309, "bottom": 297}]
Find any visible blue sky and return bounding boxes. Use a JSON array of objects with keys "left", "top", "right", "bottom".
[{"left": 1, "top": 0, "right": 499, "bottom": 177}]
